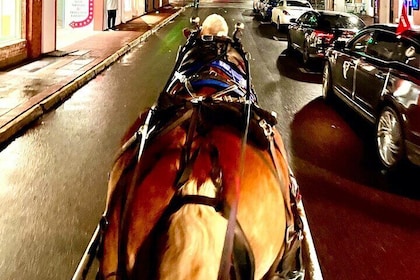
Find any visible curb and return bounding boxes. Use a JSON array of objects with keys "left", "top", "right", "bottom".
[{"left": 0, "top": 6, "right": 186, "bottom": 147}]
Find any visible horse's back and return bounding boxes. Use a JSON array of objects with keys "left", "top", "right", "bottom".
[{"left": 97, "top": 13, "right": 298, "bottom": 280}]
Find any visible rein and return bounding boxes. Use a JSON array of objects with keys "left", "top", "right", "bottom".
[{"left": 218, "top": 40, "right": 253, "bottom": 280}]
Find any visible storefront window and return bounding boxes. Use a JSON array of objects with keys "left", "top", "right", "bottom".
[
  {"left": 0, "top": 0, "right": 21, "bottom": 44},
  {"left": 413, "top": 0, "right": 419, "bottom": 10}
]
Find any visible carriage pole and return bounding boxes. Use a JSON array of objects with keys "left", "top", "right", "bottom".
[{"left": 72, "top": 223, "right": 101, "bottom": 280}]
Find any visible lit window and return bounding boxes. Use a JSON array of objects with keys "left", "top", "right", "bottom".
[{"left": 0, "top": 0, "right": 22, "bottom": 44}]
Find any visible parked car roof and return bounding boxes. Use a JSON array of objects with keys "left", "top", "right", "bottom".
[
  {"left": 286, "top": 0, "right": 311, "bottom": 6},
  {"left": 358, "top": 24, "right": 420, "bottom": 42},
  {"left": 308, "top": 10, "right": 366, "bottom": 30}
]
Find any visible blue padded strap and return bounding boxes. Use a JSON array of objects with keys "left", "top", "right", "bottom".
[
  {"left": 190, "top": 79, "right": 246, "bottom": 97},
  {"left": 210, "top": 60, "right": 246, "bottom": 86}
]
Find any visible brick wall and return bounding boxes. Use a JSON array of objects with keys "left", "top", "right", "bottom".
[{"left": 0, "top": 40, "right": 27, "bottom": 70}]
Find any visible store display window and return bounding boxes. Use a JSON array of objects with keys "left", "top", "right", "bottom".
[{"left": 0, "top": 0, "right": 22, "bottom": 44}]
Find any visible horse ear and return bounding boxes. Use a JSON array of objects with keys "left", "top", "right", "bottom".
[
  {"left": 183, "top": 28, "right": 191, "bottom": 38},
  {"left": 190, "top": 16, "right": 200, "bottom": 26}
]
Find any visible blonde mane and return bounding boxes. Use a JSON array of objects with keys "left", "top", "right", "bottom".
[{"left": 200, "top": 14, "right": 229, "bottom": 36}]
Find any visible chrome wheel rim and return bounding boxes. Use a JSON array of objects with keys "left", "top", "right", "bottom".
[{"left": 377, "top": 109, "right": 402, "bottom": 167}]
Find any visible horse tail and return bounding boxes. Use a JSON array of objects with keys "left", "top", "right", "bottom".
[{"left": 159, "top": 178, "right": 227, "bottom": 280}]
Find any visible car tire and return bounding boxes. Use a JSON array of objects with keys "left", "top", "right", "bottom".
[
  {"left": 376, "top": 106, "right": 405, "bottom": 170},
  {"left": 276, "top": 16, "right": 281, "bottom": 31},
  {"left": 286, "top": 32, "right": 293, "bottom": 52},
  {"left": 322, "top": 62, "right": 333, "bottom": 101},
  {"left": 302, "top": 43, "right": 310, "bottom": 65}
]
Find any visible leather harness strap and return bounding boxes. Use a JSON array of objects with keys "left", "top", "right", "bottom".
[
  {"left": 268, "top": 130, "right": 305, "bottom": 279},
  {"left": 99, "top": 28, "right": 304, "bottom": 279}
]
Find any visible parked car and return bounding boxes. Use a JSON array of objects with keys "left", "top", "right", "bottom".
[
  {"left": 254, "top": 0, "right": 281, "bottom": 21},
  {"left": 271, "top": 0, "right": 313, "bottom": 30},
  {"left": 287, "top": 10, "right": 366, "bottom": 65},
  {"left": 322, "top": 24, "right": 420, "bottom": 170},
  {"left": 253, "top": 0, "right": 265, "bottom": 13},
  {"left": 261, "top": 0, "right": 281, "bottom": 21}
]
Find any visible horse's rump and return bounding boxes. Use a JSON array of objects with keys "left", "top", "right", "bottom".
[{"left": 101, "top": 114, "right": 290, "bottom": 279}]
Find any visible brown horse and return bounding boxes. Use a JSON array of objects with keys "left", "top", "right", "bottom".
[{"left": 95, "top": 14, "right": 304, "bottom": 280}]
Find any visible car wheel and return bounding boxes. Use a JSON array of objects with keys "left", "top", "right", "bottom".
[
  {"left": 302, "top": 43, "right": 310, "bottom": 65},
  {"left": 286, "top": 32, "right": 293, "bottom": 52},
  {"left": 322, "top": 62, "right": 333, "bottom": 101},
  {"left": 376, "top": 106, "right": 405, "bottom": 170}
]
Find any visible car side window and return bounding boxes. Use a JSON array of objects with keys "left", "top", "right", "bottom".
[
  {"left": 298, "top": 13, "right": 311, "bottom": 25},
  {"left": 394, "top": 39, "right": 420, "bottom": 68},
  {"left": 406, "top": 46, "right": 420, "bottom": 68},
  {"left": 308, "top": 14, "right": 317, "bottom": 27},
  {"left": 349, "top": 32, "right": 373, "bottom": 55},
  {"left": 365, "top": 30, "right": 398, "bottom": 61},
  {"left": 318, "top": 17, "right": 331, "bottom": 29}
]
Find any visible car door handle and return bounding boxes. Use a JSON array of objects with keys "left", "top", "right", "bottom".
[{"left": 375, "top": 73, "right": 386, "bottom": 79}]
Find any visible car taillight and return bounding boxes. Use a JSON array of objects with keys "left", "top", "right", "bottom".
[
  {"left": 282, "top": 10, "right": 290, "bottom": 16},
  {"left": 341, "top": 30, "right": 355, "bottom": 39},
  {"left": 310, "top": 30, "right": 334, "bottom": 45}
]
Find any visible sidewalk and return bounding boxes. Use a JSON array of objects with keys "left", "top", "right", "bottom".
[{"left": 0, "top": 4, "right": 187, "bottom": 147}]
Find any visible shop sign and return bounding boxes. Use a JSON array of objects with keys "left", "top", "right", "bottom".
[{"left": 65, "top": 0, "right": 94, "bottom": 28}]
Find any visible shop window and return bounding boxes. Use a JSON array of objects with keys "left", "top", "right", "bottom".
[
  {"left": 0, "top": 0, "right": 22, "bottom": 45},
  {"left": 413, "top": 0, "right": 419, "bottom": 10}
]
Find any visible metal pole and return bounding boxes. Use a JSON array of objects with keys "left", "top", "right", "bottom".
[{"left": 72, "top": 224, "right": 101, "bottom": 280}]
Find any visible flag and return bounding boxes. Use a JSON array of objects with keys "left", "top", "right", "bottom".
[{"left": 396, "top": 1, "right": 412, "bottom": 35}]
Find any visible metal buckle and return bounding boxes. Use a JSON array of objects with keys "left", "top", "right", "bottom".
[
  {"left": 174, "top": 71, "right": 187, "bottom": 83},
  {"left": 201, "top": 34, "right": 214, "bottom": 41},
  {"left": 259, "top": 119, "right": 273, "bottom": 137}
]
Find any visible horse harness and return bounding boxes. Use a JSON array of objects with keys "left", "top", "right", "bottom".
[{"left": 101, "top": 29, "right": 304, "bottom": 280}]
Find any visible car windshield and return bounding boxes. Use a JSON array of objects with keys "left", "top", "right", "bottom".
[
  {"left": 287, "top": 1, "right": 311, "bottom": 8},
  {"left": 321, "top": 14, "right": 365, "bottom": 29}
]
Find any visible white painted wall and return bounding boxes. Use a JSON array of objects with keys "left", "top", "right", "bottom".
[
  {"left": 41, "top": 0, "right": 56, "bottom": 53},
  {"left": 379, "top": 0, "right": 390, "bottom": 23}
]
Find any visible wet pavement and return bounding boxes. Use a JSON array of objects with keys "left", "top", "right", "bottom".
[
  {"left": 0, "top": 3, "right": 187, "bottom": 147},
  {"left": 0, "top": 2, "right": 375, "bottom": 148}
]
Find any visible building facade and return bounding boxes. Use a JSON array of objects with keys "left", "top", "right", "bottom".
[
  {"left": 0, "top": 0, "right": 168, "bottom": 69},
  {"left": 0, "top": 0, "right": 419, "bottom": 69},
  {"left": 316, "top": 0, "right": 420, "bottom": 24}
]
